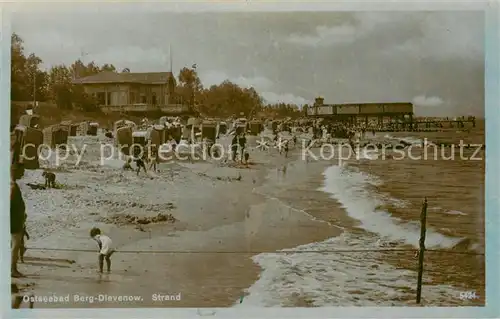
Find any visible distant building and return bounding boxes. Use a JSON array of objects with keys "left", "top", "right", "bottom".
[
  {"left": 309, "top": 97, "right": 414, "bottom": 125},
  {"left": 73, "top": 71, "right": 192, "bottom": 115}
]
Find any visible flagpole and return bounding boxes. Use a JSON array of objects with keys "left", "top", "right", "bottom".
[
  {"left": 191, "top": 63, "right": 197, "bottom": 113},
  {"left": 32, "top": 69, "right": 36, "bottom": 108},
  {"left": 169, "top": 44, "right": 173, "bottom": 73}
]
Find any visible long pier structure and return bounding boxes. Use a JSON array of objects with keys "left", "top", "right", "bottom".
[{"left": 306, "top": 97, "right": 476, "bottom": 130}]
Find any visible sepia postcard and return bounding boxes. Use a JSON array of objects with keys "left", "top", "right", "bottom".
[{"left": 2, "top": 1, "right": 499, "bottom": 318}]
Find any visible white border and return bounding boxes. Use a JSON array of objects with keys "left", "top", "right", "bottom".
[{"left": 2, "top": 1, "right": 498, "bottom": 318}]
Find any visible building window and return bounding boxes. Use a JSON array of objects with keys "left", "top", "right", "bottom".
[
  {"left": 152, "top": 93, "right": 157, "bottom": 105},
  {"left": 97, "top": 92, "right": 106, "bottom": 105},
  {"left": 106, "top": 92, "right": 111, "bottom": 106},
  {"left": 141, "top": 95, "right": 147, "bottom": 104},
  {"left": 130, "top": 92, "right": 136, "bottom": 104}
]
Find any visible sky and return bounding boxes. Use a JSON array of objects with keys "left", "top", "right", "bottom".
[{"left": 9, "top": 4, "right": 485, "bottom": 116}]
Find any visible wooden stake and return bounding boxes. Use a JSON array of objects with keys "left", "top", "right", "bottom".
[{"left": 416, "top": 197, "right": 428, "bottom": 304}]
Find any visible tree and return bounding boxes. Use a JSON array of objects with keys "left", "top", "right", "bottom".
[
  {"left": 196, "top": 81, "right": 263, "bottom": 117},
  {"left": 25, "top": 53, "right": 48, "bottom": 101},
  {"left": 11, "top": 33, "right": 28, "bottom": 101},
  {"left": 121, "top": 68, "right": 131, "bottom": 73},
  {"left": 100, "top": 63, "right": 116, "bottom": 72},
  {"left": 49, "top": 65, "right": 72, "bottom": 109},
  {"left": 72, "top": 85, "right": 99, "bottom": 112},
  {"left": 70, "top": 60, "right": 101, "bottom": 78},
  {"left": 261, "top": 102, "right": 302, "bottom": 118},
  {"left": 11, "top": 33, "right": 48, "bottom": 102},
  {"left": 177, "top": 67, "right": 203, "bottom": 107},
  {"left": 177, "top": 67, "right": 202, "bottom": 90},
  {"left": 47, "top": 65, "right": 72, "bottom": 109}
]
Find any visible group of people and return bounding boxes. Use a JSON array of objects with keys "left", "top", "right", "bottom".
[
  {"left": 123, "top": 144, "right": 161, "bottom": 176},
  {"left": 273, "top": 134, "right": 292, "bottom": 158}
]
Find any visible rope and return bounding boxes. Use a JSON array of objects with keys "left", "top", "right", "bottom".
[{"left": 26, "top": 247, "right": 484, "bottom": 256}]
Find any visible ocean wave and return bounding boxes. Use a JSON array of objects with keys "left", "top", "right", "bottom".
[
  {"left": 319, "top": 164, "right": 461, "bottom": 249},
  {"left": 235, "top": 231, "right": 462, "bottom": 307},
  {"left": 236, "top": 163, "right": 466, "bottom": 307},
  {"left": 384, "top": 134, "right": 423, "bottom": 145}
]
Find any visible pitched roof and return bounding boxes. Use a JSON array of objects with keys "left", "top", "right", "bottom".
[{"left": 73, "top": 71, "right": 175, "bottom": 85}]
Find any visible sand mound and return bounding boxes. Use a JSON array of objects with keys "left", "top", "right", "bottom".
[
  {"left": 196, "top": 172, "right": 242, "bottom": 182},
  {"left": 92, "top": 199, "right": 175, "bottom": 213},
  {"left": 98, "top": 212, "right": 177, "bottom": 226}
]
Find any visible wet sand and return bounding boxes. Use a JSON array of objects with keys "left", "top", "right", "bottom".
[{"left": 14, "top": 134, "right": 342, "bottom": 308}]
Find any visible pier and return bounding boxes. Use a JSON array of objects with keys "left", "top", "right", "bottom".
[{"left": 307, "top": 97, "right": 476, "bottom": 131}]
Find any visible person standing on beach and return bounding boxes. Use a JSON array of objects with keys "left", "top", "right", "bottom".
[
  {"left": 11, "top": 163, "right": 26, "bottom": 278},
  {"left": 148, "top": 145, "right": 159, "bottom": 172},
  {"left": 231, "top": 135, "right": 238, "bottom": 161},
  {"left": 90, "top": 227, "right": 115, "bottom": 273},
  {"left": 348, "top": 136, "right": 357, "bottom": 157},
  {"left": 284, "top": 140, "right": 289, "bottom": 158},
  {"left": 134, "top": 149, "right": 148, "bottom": 176},
  {"left": 238, "top": 133, "right": 247, "bottom": 163}
]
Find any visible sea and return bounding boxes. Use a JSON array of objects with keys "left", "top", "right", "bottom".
[{"left": 236, "top": 129, "right": 485, "bottom": 307}]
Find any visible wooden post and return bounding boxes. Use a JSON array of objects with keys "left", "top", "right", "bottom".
[{"left": 416, "top": 197, "right": 428, "bottom": 304}]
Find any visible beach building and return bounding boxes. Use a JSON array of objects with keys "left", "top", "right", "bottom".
[
  {"left": 308, "top": 97, "right": 414, "bottom": 127},
  {"left": 73, "top": 71, "right": 193, "bottom": 115}
]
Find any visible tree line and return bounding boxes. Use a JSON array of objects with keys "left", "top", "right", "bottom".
[{"left": 11, "top": 33, "right": 305, "bottom": 118}]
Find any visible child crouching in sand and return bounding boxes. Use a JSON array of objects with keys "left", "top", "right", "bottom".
[{"left": 90, "top": 227, "right": 115, "bottom": 273}]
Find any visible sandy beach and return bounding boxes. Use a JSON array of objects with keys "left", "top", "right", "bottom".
[{"left": 14, "top": 132, "right": 341, "bottom": 308}]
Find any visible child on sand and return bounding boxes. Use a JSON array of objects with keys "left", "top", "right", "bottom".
[
  {"left": 123, "top": 157, "right": 133, "bottom": 171},
  {"left": 135, "top": 154, "right": 148, "bottom": 176},
  {"left": 90, "top": 227, "right": 115, "bottom": 273}
]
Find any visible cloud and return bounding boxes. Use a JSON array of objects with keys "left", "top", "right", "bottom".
[
  {"left": 201, "top": 71, "right": 273, "bottom": 90},
  {"left": 287, "top": 25, "right": 357, "bottom": 47},
  {"left": 382, "top": 12, "right": 483, "bottom": 61},
  {"left": 285, "top": 12, "right": 413, "bottom": 48},
  {"left": 260, "top": 92, "right": 308, "bottom": 106},
  {"left": 200, "top": 71, "right": 308, "bottom": 105},
  {"left": 412, "top": 95, "right": 444, "bottom": 107},
  {"left": 90, "top": 47, "right": 169, "bottom": 68},
  {"left": 232, "top": 75, "right": 274, "bottom": 90}
]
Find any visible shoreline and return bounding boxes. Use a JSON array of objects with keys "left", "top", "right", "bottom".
[{"left": 13, "top": 131, "right": 485, "bottom": 308}]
